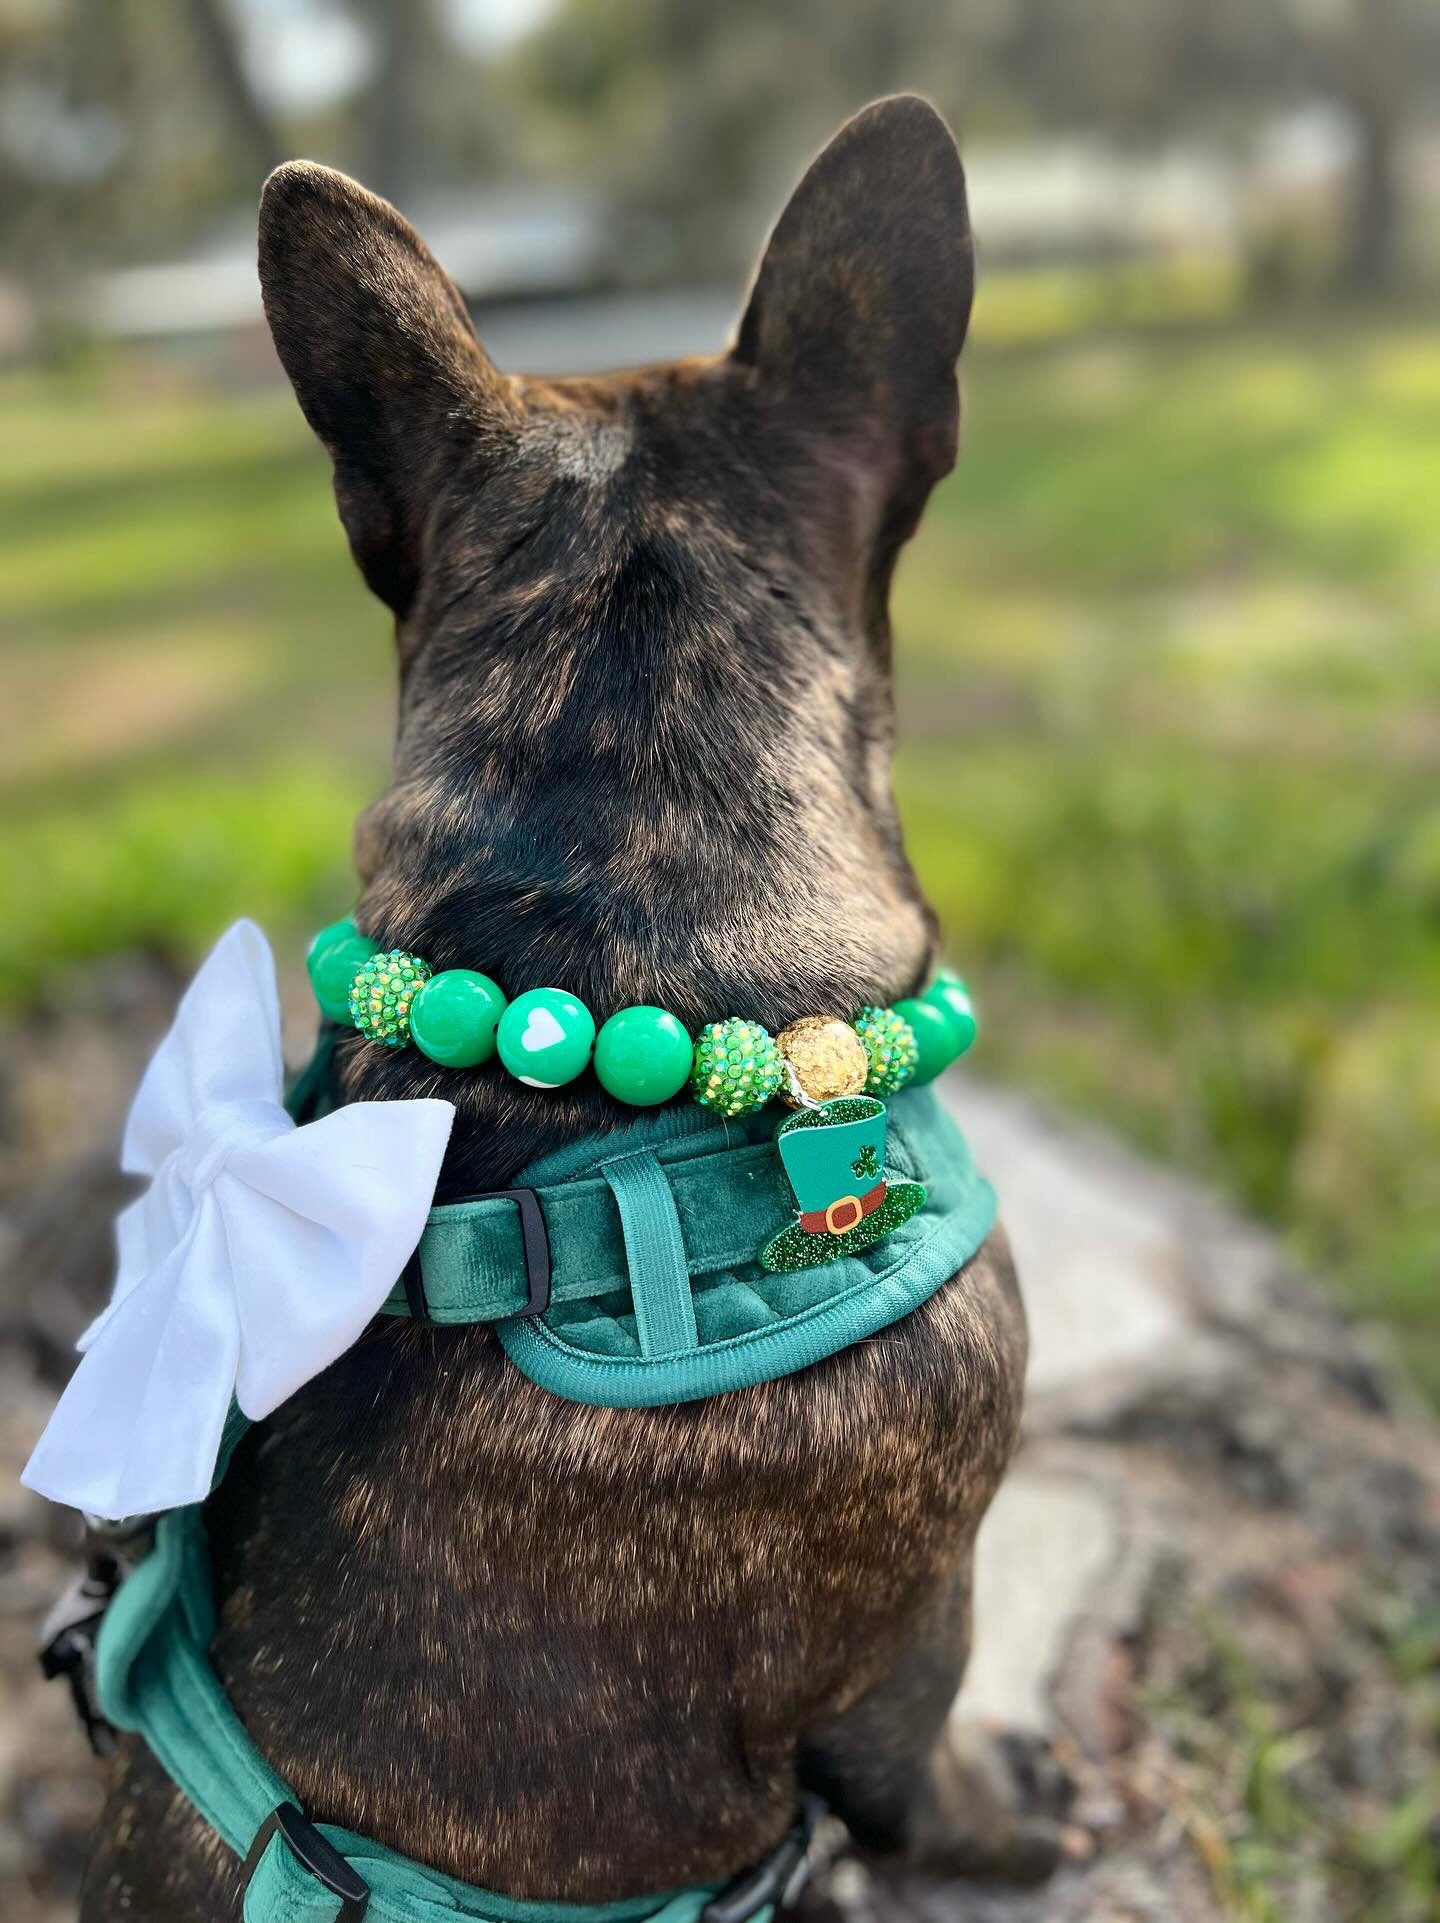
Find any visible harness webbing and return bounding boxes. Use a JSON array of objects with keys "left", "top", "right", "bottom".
[
  {"left": 96, "top": 1489, "right": 735, "bottom": 1923},
  {"left": 599, "top": 1149, "right": 698, "bottom": 1355}
]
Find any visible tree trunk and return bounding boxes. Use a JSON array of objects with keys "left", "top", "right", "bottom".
[
  {"left": 1340, "top": 99, "right": 1402, "bottom": 296},
  {"left": 180, "top": 0, "right": 283, "bottom": 186},
  {"left": 1332, "top": 0, "right": 1408, "bottom": 298},
  {"left": 363, "top": 0, "right": 424, "bottom": 204}
]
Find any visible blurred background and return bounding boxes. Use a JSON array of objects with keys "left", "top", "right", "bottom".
[{"left": 1, "top": 3, "right": 1438, "bottom": 1919}]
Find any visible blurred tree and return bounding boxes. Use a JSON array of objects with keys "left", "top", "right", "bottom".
[
  {"left": 513, "top": 0, "right": 1440, "bottom": 294},
  {"left": 19, "top": 0, "right": 699, "bottom": 292},
  {"left": 354, "top": 0, "right": 525, "bottom": 203},
  {"left": 180, "top": 0, "right": 283, "bottom": 182},
  {"left": 507, "top": 0, "right": 968, "bottom": 281},
  {"left": 1, "top": 0, "right": 1434, "bottom": 300},
  {"left": 1329, "top": 0, "right": 1411, "bottom": 293},
  {"left": 358, "top": 0, "right": 425, "bottom": 201},
  {"left": 0, "top": 0, "right": 537, "bottom": 289},
  {"left": 976, "top": 0, "right": 1437, "bottom": 295},
  {"left": 0, "top": 0, "right": 292, "bottom": 281}
]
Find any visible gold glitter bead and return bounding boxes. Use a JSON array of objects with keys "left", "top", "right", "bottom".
[{"left": 776, "top": 1015, "right": 870, "bottom": 1108}]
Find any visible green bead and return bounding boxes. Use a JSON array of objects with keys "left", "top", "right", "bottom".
[
  {"left": 307, "top": 918, "right": 380, "bottom": 1024},
  {"left": 852, "top": 1005, "right": 920, "bottom": 1095},
  {"left": 924, "top": 969, "right": 978, "bottom": 1058},
  {"left": 690, "top": 1018, "right": 783, "bottom": 1117},
  {"left": 594, "top": 1005, "right": 694, "bottom": 1106},
  {"left": 309, "top": 916, "right": 358, "bottom": 957},
  {"left": 893, "top": 997, "right": 964, "bottom": 1087},
  {"left": 349, "top": 949, "right": 431, "bottom": 1047},
  {"left": 410, "top": 969, "right": 507, "bottom": 1068},
  {"left": 497, "top": 987, "right": 596, "bottom": 1087}
]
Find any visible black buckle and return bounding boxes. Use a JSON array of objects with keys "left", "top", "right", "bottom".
[
  {"left": 39, "top": 1567, "right": 118, "bottom": 1758},
  {"left": 400, "top": 1246, "right": 431, "bottom": 1323},
  {"left": 38, "top": 1514, "right": 154, "bottom": 1758},
  {"left": 700, "top": 1797, "right": 821, "bottom": 1923},
  {"left": 402, "top": 1187, "right": 551, "bottom": 1324},
  {"left": 485, "top": 1188, "right": 552, "bottom": 1319},
  {"left": 243, "top": 1803, "right": 369, "bottom": 1921}
]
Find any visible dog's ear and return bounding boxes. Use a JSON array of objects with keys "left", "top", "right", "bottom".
[
  {"left": 259, "top": 161, "right": 518, "bottom": 613},
  {"left": 732, "top": 95, "right": 973, "bottom": 533}
]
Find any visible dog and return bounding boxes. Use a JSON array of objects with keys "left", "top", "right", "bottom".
[{"left": 79, "top": 95, "right": 1066, "bottom": 1920}]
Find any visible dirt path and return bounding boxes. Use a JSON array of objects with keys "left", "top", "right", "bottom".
[{"left": 2, "top": 986, "right": 1435, "bottom": 1921}]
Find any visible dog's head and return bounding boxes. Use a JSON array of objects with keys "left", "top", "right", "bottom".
[{"left": 260, "top": 96, "right": 973, "bottom": 1147}]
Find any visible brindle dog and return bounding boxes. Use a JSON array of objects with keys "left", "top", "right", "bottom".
[{"left": 80, "top": 96, "right": 1069, "bottom": 1920}]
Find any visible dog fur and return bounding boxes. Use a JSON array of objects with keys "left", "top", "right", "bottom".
[{"left": 79, "top": 97, "right": 1061, "bottom": 1920}]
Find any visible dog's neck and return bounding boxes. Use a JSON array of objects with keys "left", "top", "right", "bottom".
[{"left": 335, "top": 593, "right": 935, "bottom": 1197}]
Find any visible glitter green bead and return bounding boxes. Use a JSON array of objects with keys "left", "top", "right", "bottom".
[
  {"left": 307, "top": 918, "right": 380, "bottom": 1024},
  {"left": 690, "top": 1018, "right": 783, "bottom": 1116},
  {"left": 348, "top": 949, "right": 431, "bottom": 1047},
  {"left": 852, "top": 1005, "right": 919, "bottom": 1096}
]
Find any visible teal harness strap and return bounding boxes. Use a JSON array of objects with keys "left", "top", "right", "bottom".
[
  {"left": 93, "top": 1402, "right": 740, "bottom": 1921},
  {"left": 600, "top": 1152, "right": 698, "bottom": 1356},
  {"left": 493, "top": 1089, "right": 995, "bottom": 1409},
  {"left": 385, "top": 1143, "right": 797, "bottom": 1324}
]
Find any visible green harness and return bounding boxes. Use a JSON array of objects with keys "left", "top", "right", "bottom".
[
  {"left": 396, "top": 1082, "right": 993, "bottom": 1405},
  {"left": 53, "top": 1074, "right": 995, "bottom": 1923}
]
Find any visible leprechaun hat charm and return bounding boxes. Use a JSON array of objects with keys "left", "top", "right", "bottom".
[{"left": 758, "top": 1095, "right": 926, "bottom": 1274}]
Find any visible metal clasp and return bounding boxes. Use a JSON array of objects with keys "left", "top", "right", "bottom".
[{"left": 700, "top": 1796, "right": 821, "bottom": 1923}]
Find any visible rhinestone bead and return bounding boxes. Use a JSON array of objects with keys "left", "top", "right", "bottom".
[
  {"left": 349, "top": 949, "right": 431, "bottom": 1047},
  {"left": 852, "top": 1005, "right": 920, "bottom": 1095},
  {"left": 690, "top": 1018, "right": 783, "bottom": 1116}
]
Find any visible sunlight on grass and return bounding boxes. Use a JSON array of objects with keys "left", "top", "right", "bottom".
[
  {"left": 2, "top": 764, "right": 367, "bottom": 982},
  {"left": 0, "top": 627, "right": 267, "bottom": 784},
  {"left": 970, "top": 255, "right": 1243, "bottom": 346},
  {"left": 1, "top": 312, "right": 1437, "bottom": 1398}
]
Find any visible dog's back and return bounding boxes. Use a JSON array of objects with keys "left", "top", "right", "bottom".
[{"left": 88, "top": 1252, "right": 1025, "bottom": 1914}]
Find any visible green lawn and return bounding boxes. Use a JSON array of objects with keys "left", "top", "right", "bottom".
[
  {"left": 900, "top": 317, "right": 1440, "bottom": 1396},
  {"left": 3, "top": 313, "right": 1438, "bottom": 1391}
]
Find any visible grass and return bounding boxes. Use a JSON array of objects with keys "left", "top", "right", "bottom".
[
  {"left": 898, "top": 314, "right": 1440, "bottom": 1397},
  {"left": 1147, "top": 1600, "right": 1440, "bottom": 1921},
  {"left": 1, "top": 309, "right": 1437, "bottom": 1393}
]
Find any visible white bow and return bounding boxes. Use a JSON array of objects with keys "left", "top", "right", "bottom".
[{"left": 22, "top": 920, "right": 454, "bottom": 1520}]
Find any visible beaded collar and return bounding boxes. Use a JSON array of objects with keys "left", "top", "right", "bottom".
[{"left": 306, "top": 917, "right": 977, "bottom": 1118}]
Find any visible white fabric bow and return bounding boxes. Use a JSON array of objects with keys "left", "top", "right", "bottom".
[{"left": 22, "top": 920, "right": 454, "bottom": 1520}]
